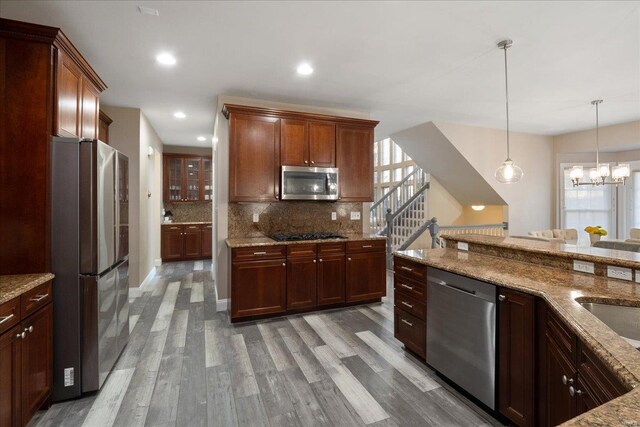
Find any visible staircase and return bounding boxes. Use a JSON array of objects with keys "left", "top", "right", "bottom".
[{"left": 369, "top": 166, "right": 430, "bottom": 263}]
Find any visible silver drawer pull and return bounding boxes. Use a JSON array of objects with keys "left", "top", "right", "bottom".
[
  {"left": 0, "top": 314, "right": 14, "bottom": 325},
  {"left": 188, "top": 226, "right": 198, "bottom": 229},
  {"left": 401, "top": 284, "right": 414, "bottom": 291},
  {"left": 362, "top": 245, "right": 373, "bottom": 248},
  {"left": 253, "top": 251, "right": 267, "bottom": 255},
  {"left": 401, "top": 301, "right": 414, "bottom": 309},
  {"left": 401, "top": 319, "right": 414, "bottom": 327},
  {"left": 30, "top": 294, "right": 49, "bottom": 302},
  {"left": 400, "top": 266, "right": 413, "bottom": 272}
]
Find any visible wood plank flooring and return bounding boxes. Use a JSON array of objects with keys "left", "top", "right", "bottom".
[{"left": 28, "top": 261, "right": 503, "bottom": 427}]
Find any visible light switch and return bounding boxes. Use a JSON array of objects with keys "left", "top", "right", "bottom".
[
  {"left": 331, "top": 212, "right": 337, "bottom": 221},
  {"left": 252, "top": 213, "right": 259, "bottom": 223}
]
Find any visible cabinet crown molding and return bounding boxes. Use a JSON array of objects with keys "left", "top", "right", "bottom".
[{"left": 222, "top": 104, "right": 379, "bottom": 127}]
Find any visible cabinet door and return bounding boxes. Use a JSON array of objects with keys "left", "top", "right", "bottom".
[
  {"left": 231, "top": 259, "right": 287, "bottom": 319},
  {"left": 80, "top": 79, "right": 99, "bottom": 139},
  {"left": 280, "top": 119, "right": 308, "bottom": 166},
  {"left": 184, "top": 158, "right": 201, "bottom": 201},
  {"left": 183, "top": 225, "right": 202, "bottom": 258},
  {"left": 498, "top": 288, "right": 535, "bottom": 427},
  {"left": 346, "top": 251, "right": 386, "bottom": 302},
  {"left": 317, "top": 254, "right": 345, "bottom": 306},
  {"left": 541, "top": 333, "right": 577, "bottom": 426},
  {"left": 99, "top": 110, "right": 112, "bottom": 144},
  {"left": 286, "top": 257, "right": 317, "bottom": 310},
  {"left": 21, "top": 304, "right": 52, "bottom": 425},
  {"left": 229, "top": 113, "right": 280, "bottom": 202},
  {"left": 164, "top": 157, "right": 184, "bottom": 202},
  {"left": 336, "top": 125, "right": 374, "bottom": 201},
  {"left": 575, "top": 377, "right": 598, "bottom": 416},
  {"left": 0, "top": 326, "right": 21, "bottom": 427},
  {"left": 56, "top": 52, "right": 82, "bottom": 137},
  {"left": 161, "top": 226, "right": 184, "bottom": 261},
  {"left": 394, "top": 309, "right": 426, "bottom": 359},
  {"left": 203, "top": 158, "right": 213, "bottom": 201},
  {"left": 201, "top": 224, "right": 213, "bottom": 258},
  {"left": 308, "top": 121, "right": 336, "bottom": 167}
]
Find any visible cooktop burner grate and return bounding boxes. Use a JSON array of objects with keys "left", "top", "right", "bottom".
[{"left": 271, "top": 232, "right": 346, "bottom": 242}]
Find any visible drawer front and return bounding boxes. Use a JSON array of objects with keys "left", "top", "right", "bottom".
[
  {"left": 346, "top": 239, "right": 386, "bottom": 253},
  {"left": 232, "top": 245, "right": 287, "bottom": 261},
  {"left": 394, "top": 289, "right": 426, "bottom": 320},
  {"left": 393, "top": 256, "right": 427, "bottom": 282},
  {"left": 287, "top": 244, "right": 317, "bottom": 258},
  {"left": 162, "top": 225, "right": 184, "bottom": 232},
  {"left": 547, "top": 307, "right": 577, "bottom": 363},
  {"left": 21, "top": 281, "right": 52, "bottom": 318},
  {"left": 578, "top": 342, "right": 627, "bottom": 404},
  {"left": 394, "top": 310, "right": 426, "bottom": 359},
  {"left": 0, "top": 297, "right": 20, "bottom": 335},
  {"left": 184, "top": 224, "right": 202, "bottom": 231},
  {"left": 318, "top": 242, "right": 346, "bottom": 255},
  {"left": 393, "top": 275, "right": 425, "bottom": 301}
]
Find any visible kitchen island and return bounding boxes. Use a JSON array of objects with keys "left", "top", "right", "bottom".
[{"left": 394, "top": 236, "right": 640, "bottom": 426}]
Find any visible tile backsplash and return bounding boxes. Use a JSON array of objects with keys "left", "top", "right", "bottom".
[
  {"left": 229, "top": 202, "right": 363, "bottom": 238},
  {"left": 164, "top": 202, "right": 212, "bottom": 223}
]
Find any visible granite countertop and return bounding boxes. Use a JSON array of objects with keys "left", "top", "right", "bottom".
[
  {"left": 162, "top": 221, "right": 212, "bottom": 225},
  {"left": 0, "top": 273, "right": 55, "bottom": 305},
  {"left": 394, "top": 248, "right": 640, "bottom": 426},
  {"left": 226, "top": 233, "right": 386, "bottom": 248},
  {"left": 443, "top": 234, "right": 640, "bottom": 270}
]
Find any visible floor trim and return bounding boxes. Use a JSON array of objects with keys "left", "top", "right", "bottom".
[
  {"left": 214, "top": 283, "right": 228, "bottom": 312},
  {"left": 130, "top": 266, "right": 157, "bottom": 298}
]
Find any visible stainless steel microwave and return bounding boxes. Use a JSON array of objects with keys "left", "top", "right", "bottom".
[{"left": 281, "top": 166, "right": 339, "bottom": 200}]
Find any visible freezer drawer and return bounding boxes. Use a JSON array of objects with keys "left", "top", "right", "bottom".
[{"left": 116, "top": 259, "right": 130, "bottom": 355}]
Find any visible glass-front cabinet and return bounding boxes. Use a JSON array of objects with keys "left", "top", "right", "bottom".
[{"left": 163, "top": 154, "right": 212, "bottom": 203}]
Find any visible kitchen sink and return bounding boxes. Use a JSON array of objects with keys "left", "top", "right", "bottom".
[{"left": 579, "top": 302, "right": 640, "bottom": 349}]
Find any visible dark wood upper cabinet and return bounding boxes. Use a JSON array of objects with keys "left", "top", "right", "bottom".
[
  {"left": 98, "top": 110, "right": 113, "bottom": 144},
  {"left": 308, "top": 121, "right": 336, "bottom": 167},
  {"left": 163, "top": 154, "right": 212, "bottom": 203},
  {"left": 336, "top": 124, "right": 374, "bottom": 201},
  {"left": 498, "top": 288, "right": 535, "bottom": 427},
  {"left": 280, "top": 118, "right": 309, "bottom": 166},
  {"left": 0, "top": 18, "right": 106, "bottom": 275},
  {"left": 229, "top": 113, "right": 280, "bottom": 202},
  {"left": 80, "top": 80, "right": 99, "bottom": 139}
]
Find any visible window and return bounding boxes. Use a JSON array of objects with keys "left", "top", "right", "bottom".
[
  {"left": 394, "top": 168, "right": 403, "bottom": 182},
  {"left": 372, "top": 138, "right": 419, "bottom": 205},
  {"left": 393, "top": 142, "right": 403, "bottom": 164},
  {"left": 380, "top": 139, "right": 390, "bottom": 166},
  {"left": 381, "top": 170, "right": 390, "bottom": 183},
  {"left": 561, "top": 166, "right": 615, "bottom": 239}
]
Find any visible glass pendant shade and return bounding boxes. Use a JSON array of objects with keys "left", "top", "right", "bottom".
[
  {"left": 598, "top": 163, "right": 610, "bottom": 178},
  {"left": 495, "top": 159, "right": 523, "bottom": 184},
  {"left": 612, "top": 164, "right": 630, "bottom": 180},
  {"left": 570, "top": 166, "right": 584, "bottom": 180},
  {"left": 589, "top": 168, "right": 599, "bottom": 181}
]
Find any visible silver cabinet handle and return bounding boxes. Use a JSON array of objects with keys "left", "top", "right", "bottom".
[
  {"left": 30, "top": 294, "right": 48, "bottom": 302},
  {"left": 401, "top": 301, "right": 414, "bottom": 309},
  {"left": 400, "top": 266, "right": 413, "bottom": 272},
  {"left": 253, "top": 251, "right": 267, "bottom": 255},
  {"left": 362, "top": 245, "right": 372, "bottom": 248},
  {"left": 498, "top": 294, "right": 506, "bottom": 302},
  {"left": 0, "top": 314, "right": 14, "bottom": 325},
  {"left": 313, "top": 259, "right": 317, "bottom": 263},
  {"left": 282, "top": 263, "right": 286, "bottom": 267},
  {"left": 25, "top": 326, "right": 33, "bottom": 333},
  {"left": 319, "top": 259, "right": 323, "bottom": 262},
  {"left": 562, "top": 375, "right": 573, "bottom": 385},
  {"left": 401, "top": 319, "right": 413, "bottom": 327},
  {"left": 17, "top": 331, "right": 25, "bottom": 339},
  {"left": 568, "top": 386, "right": 584, "bottom": 397},
  {"left": 347, "top": 257, "right": 351, "bottom": 261},
  {"left": 304, "top": 160, "right": 309, "bottom": 164},
  {"left": 401, "top": 283, "right": 414, "bottom": 290},
  {"left": 310, "top": 160, "right": 315, "bottom": 164}
]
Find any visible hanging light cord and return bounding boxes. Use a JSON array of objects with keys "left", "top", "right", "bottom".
[
  {"left": 595, "top": 101, "right": 600, "bottom": 167},
  {"left": 503, "top": 43, "right": 511, "bottom": 160}
]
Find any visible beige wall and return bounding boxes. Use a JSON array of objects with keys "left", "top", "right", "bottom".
[
  {"left": 454, "top": 205, "right": 504, "bottom": 226},
  {"left": 102, "top": 105, "right": 164, "bottom": 288},
  {"left": 436, "top": 122, "right": 554, "bottom": 236},
  {"left": 213, "top": 96, "right": 371, "bottom": 301}
]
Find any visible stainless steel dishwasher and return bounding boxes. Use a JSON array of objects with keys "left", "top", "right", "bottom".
[{"left": 426, "top": 268, "right": 497, "bottom": 409}]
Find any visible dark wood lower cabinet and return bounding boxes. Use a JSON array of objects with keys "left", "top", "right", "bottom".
[
  {"left": 286, "top": 257, "right": 317, "bottom": 310},
  {"left": 183, "top": 226, "right": 202, "bottom": 258},
  {"left": 346, "top": 251, "right": 386, "bottom": 302},
  {"left": 161, "top": 224, "right": 211, "bottom": 261},
  {"left": 0, "top": 325, "right": 21, "bottom": 427},
  {"left": 393, "top": 310, "right": 425, "bottom": 359},
  {"left": 498, "top": 288, "right": 535, "bottom": 427},
  {"left": 231, "top": 259, "right": 287, "bottom": 319},
  {"left": 201, "top": 225, "right": 212, "bottom": 257},
  {"left": 317, "top": 254, "right": 345, "bottom": 306},
  {"left": 161, "top": 226, "right": 183, "bottom": 261}
]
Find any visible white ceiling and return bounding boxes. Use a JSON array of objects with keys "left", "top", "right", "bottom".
[{"left": 1, "top": 1, "right": 639, "bottom": 147}]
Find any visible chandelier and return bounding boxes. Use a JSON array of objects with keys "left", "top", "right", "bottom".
[{"left": 569, "top": 100, "right": 629, "bottom": 187}]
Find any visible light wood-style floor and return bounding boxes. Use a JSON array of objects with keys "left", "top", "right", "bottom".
[{"left": 28, "top": 261, "right": 503, "bottom": 427}]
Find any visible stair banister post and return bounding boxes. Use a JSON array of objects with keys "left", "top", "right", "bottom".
[
  {"left": 385, "top": 208, "right": 393, "bottom": 255},
  {"left": 427, "top": 217, "right": 439, "bottom": 249}
]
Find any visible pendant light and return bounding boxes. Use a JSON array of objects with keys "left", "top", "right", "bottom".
[
  {"left": 494, "top": 39, "right": 524, "bottom": 184},
  {"left": 569, "top": 100, "right": 630, "bottom": 186}
]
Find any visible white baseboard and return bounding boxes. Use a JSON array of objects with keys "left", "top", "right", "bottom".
[
  {"left": 154, "top": 258, "right": 162, "bottom": 267},
  {"left": 214, "top": 284, "right": 228, "bottom": 312},
  {"left": 130, "top": 266, "right": 157, "bottom": 299}
]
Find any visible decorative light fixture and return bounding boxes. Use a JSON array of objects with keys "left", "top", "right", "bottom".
[
  {"left": 494, "top": 39, "right": 524, "bottom": 184},
  {"left": 569, "top": 100, "right": 629, "bottom": 187},
  {"left": 471, "top": 205, "right": 486, "bottom": 211}
]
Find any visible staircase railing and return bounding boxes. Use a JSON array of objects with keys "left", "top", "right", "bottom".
[
  {"left": 423, "top": 217, "right": 509, "bottom": 249},
  {"left": 369, "top": 167, "right": 428, "bottom": 235}
]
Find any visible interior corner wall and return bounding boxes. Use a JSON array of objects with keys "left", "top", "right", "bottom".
[
  {"left": 213, "top": 95, "right": 371, "bottom": 301},
  {"left": 435, "top": 122, "right": 554, "bottom": 236},
  {"left": 101, "top": 105, "right": 142, "bottom": 287}
]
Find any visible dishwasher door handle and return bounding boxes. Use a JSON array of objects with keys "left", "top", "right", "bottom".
[{"left": 429, "top": 278, "right": 477, "bottom": 296}]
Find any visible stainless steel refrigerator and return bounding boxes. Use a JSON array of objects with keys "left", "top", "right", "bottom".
[{"left": 51, "top": 137, "right": 129, "bottom": 401}]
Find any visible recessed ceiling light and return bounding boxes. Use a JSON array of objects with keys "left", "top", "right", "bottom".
[
  {"left": 138, "top": 6, "right": 159, "bottom": 16},
  {"left": 197, "top": 136, "right": 206, "bottom": 142},
  {"left": 471, "top": 205, "right": 486, "bottom": 211},
  {"left": 173, "top": 111, "right": 186, "bottom": 119},
  {"left": 296, "top": 63, "right": 313, "bottom": 75},
  {"left": 156, "top": 52, "right": 176, "bottom": 66}
]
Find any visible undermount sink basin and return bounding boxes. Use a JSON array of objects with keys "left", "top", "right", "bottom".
[{"left": 579, "top": 302, "right": 640, "bottom": 349}]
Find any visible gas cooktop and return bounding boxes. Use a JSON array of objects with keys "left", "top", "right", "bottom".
[{"left": 271, "top": 232, "right": 346, "bottom": 242}]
